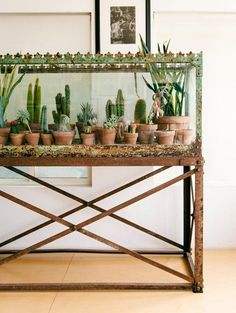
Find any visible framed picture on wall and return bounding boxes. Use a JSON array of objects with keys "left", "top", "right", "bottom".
[{"left": 95, "top": 0, "right": 150, "bottom": 53}]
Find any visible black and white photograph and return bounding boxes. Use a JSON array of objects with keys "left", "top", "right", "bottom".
[{"left": 110, "top": 6, "right": 136, "bottom": 44}]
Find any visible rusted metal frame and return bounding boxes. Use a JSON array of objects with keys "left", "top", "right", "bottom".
[
  {"left": 78, "top": 228, "right": 193, "bottom": 283},
  {"left": 0, "top": 283, "right": 193, "bottom": 291},
  {"left": 183, "top": 166, "right": 191, "bottom": 252},
  {"left": 184, "top": 252, "right": 195, "bottom": 278},
  {"left": 193, "top": 165, "right": 203, "bottom": 292},
  {"left": 0, "top": 166, "right": 183, "bottom": 250},
  {"left": 0, "top": 169, "right": 196, "bottom": 281},
  {"left": 189, "top": 176, "right": 196, "bottom": 248}
]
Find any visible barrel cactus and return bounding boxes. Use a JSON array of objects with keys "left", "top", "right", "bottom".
[{"left": 134, "top": 98, "right": 147, "bottom": 124}]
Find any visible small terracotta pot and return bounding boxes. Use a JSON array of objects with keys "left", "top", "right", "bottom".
[
  {"left": 41, "top": 133, "right": 54, "bottom": 145},
  {"left": 0, "top": 127, "right": 10, "bottom": 145},
  {"left": 25, "top": 132, "right": 40, "bottom": 146},
  {"left": 137, "top": 124, "right": 157, "bottom": 144},
  {"left": 155, "top": 130, "right": 175, "bottom": 145},
  {"left": 81, "top": 133, "right": 95, "bottom": 146},
  {"left": 52, "top": 130, "right": 75, "bottom": 145},
  {"left": 10, "top": 133, "right": 25, "bottom": 146},
  {"left": 100, "top": 128, "right": 116, "bottom": 145},
  {"left": 124, "top": 132, "right": 138, "bottom": 145},
  {"left": 175, "top": 129, "right": 193, "bottom": 144},
  {"left": 157, "top": 116, "right": 190, "bottom": 130}
]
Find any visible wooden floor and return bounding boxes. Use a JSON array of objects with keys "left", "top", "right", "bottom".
[{"left": 0, "top": 250, "right": 235, "bottom": 313}]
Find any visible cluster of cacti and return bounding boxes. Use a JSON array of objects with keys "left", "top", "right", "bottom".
[
  {"left": 52, "top": 84, "right": 71, "bottom": 124},
  {"left": 134, "top": 98, "right": 147, "bottom": 124},
  {"left": 27, "top": 78, "right": 41, "bottom": 124},
  {"left": 105, "top": 89, "right": 125, "bottom": 120},
  {"left": 40, "top": 105, "right": 48, "bottom": 133}
]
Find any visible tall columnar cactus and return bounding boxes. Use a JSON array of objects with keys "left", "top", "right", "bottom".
[
  {"left": 52, "top": 85, "right": 71, "bottom": 124},
  {"left": 34, "top": 85, "right": 41, "bottom": 123},
  {"left": 134, "top": 98, "right": 147, "bottom": 124},
  {"left": 116, "top": 89, "right": 125, "bottom": 118},
  {"left": 106, "top": 99, "right": 116, "bottom": 120},
  {"left": 27, "top": 83, "right": 34, "bottom": 123},
  {"left": 40, "top": 105, "right": 48, "bottom": 133}
]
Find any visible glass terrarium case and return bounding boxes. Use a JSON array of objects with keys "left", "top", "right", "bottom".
[{"left": 0, "top": 52, "right": 202, "bottom": 164}]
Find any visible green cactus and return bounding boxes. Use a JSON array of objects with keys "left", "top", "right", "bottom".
[
  {"left": 106, "top": 99, "right": 116, "bottom": 119},
  {"left": 59, "top": 114, "right": 70, "bottom": 132},
  {"left": 116, "top": 89, "right": 125, "bottom": 118},
  {"left": 27, "top": 83, "right": 33, "bottom": 123},
  {"left": 53, "top": 85, "right": 71, "bottom": 124},
  {"left": 134, "top": 98, "right": 147, "bottom": 124},
  {"left": 65, "top": 84, "right": 70, "bottom": 117},
  {"left": 34, "top": 85, "right": 41, "bottom": 123},
  {"left": 40, "top": 105, "right": 48, "bottom": 133}
]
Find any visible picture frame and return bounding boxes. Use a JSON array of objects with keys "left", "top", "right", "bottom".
[{"left": 95, "top": 0, "right": 150, "bottom": 53}]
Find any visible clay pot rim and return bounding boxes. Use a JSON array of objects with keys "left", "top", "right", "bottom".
[
  {"left": 175, "top": 129, "right": 193, "bottom": 134},
  {"left": 124, "top": 132, "right": 138, "bottom": 137},
  {"left": 155, "top": 130, "right": 175, "bottom": 135},
  {"left": 138, "top": 124, "right": 157, "bottom": 130},
  {"left": 10, "top": 133, "right": 25, "bottom": 137},
  {"left": 157, "top": 116, "right": 191, "bottom": 123},
  {"left": 81, "top": 133, "right": 95, "bottom": 137}
]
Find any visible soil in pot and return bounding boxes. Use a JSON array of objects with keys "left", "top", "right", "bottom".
[
  {"left": 157, "top": 116, "right": 191, "bottom": 130},
  {"left": 155, "top": 130, "right": 175, "bottom": 145},
  {"left": 137, "top": 124, "right": 157, "bottom": 144},
  {"left": 0, "top": 127, "right": 10, "bottom": 145},
  {"left": 175, "top": 129, "right": 193, "bottom": 144},
  {"left": 81, "top": 133, "right": 95, "bottom": 146},
  {"left": 10, "top": 133, "right": 25, "bottom": 146},
  {"left": 52, "top": 130, "right": 75, "bottom": 145},
  {"left": 100, "top": 128, "right": 116, "bottom": 145},
  {"left": 25, "top": 132, "right": 40, "bottom": 146},
  {"left": 124, "top": 132, "right": 138, "bottom": 145},
  {"left": 41, "top": 133, "right": 54, "bottom": 146}
]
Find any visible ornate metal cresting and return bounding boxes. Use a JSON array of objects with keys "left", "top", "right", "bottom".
[{"left": 0, "top": 52, "right": 203, "bottom": 292}]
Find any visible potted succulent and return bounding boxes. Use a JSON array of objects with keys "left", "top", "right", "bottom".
[
  {"left": 27, "top": 78, "right": 41, "bottom": 131},
  {"left": 0, "top": 65, "right": 25, "bottom": 145},
  {"left": 17, "top": 109, "right": 40, "bottom": 146},
  {"left": 100, "top": 114, "right": 118, "bottom": 145},
  {"left": 124, "top": 123, "right": 138, "bottom": 145},
  {"left": 76, "top": 102, "right": 98, "bottom": 142},
  {"left": 134, "top": 98, "right": 157, "bottom": 144},
  {"left": 52, "top": 114, "right": 75, "bottom": 145},
  {"left": 139, "top": 36, "right": 192, "bottom": 142},
  {"left": 9, "top": 120, "right": 25, "bottom": 146},
  {"left": 40, "top": 105, "right": 53, "bottom": 145},
  {"left": 81, "top": 125, "right": 95, "bottom": 146}
]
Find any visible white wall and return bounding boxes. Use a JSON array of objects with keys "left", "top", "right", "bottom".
[{"left": 0, "top": 0, "right": 235, "bottom": 249}]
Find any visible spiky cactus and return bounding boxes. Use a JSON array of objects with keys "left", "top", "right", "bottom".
[
  {"left": 34, "top": 85, "right": 41, "bottom": 123},
  {"left": 52, "top": 85, "right": 71, "bottom": 124},
  {"left": 40, "top": 105, "right": 48, "bottom": 133},
  {"left": 134, "top": 98, "right": 147, "bottom": 124},
  {"left": 106, "top": 99, "right": 116, "bottom": 119},
  {"left": 27, "top": 83, "right": 34, "bottom": 123},
  {"left": 116, "top": 89, "right": 125, "bottom": 118},
  {"left": 59, "top": 114, "right": 70, "bottom": 132}
]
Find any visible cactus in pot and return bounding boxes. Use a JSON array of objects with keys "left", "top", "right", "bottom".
[
  {"left": 134, "top": 98, "right": 147, "bottom": 124},
  {"left": 52, "top": 85, "right": 71, "bottom": 128},
  {"left": 52, "top": 114, "right": 75, "bottom": 145},
  {"left": 40, "top": 105, "right": 53, "bottom": 145},
  {"left": 26, "top": 78, "right": 41, "bottom": 129},
  {"left": 17, "top": 109, "right": 40, "bottom": 146},
  {"left": 101, "top": 114, "right": 118, "bottom": 145},
  {"left": 116, "top": 89, "right": 125, "bottom": 118}
]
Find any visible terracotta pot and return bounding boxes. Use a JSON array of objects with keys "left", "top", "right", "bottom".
[
  {"left": 25, "top": 132, "right": 40, "bottom": 146},
  {"left": 93, "top": 126, "right": 103, "bottom": 144},
  {"left": 137, "top": 124, "right": 157, "bottom": 144},
  {"left": 124, "top": 132, "right": 138, "bottom": 145},
  {"left": 52, "top": 130, "right": 75, "bottom": 145},
  {"left": 155, "top": 130, "right": 175, "bottom": 145},
  {"left": 0, "top": 127, "right": 10, "bottom": 145},
  {"left": 100, "top": 128, "right": 116, "bottom": 145},
  {"left": 10, "top": 133, "right": 25, "bottom": 146},
  {"left": 81, "top": 133, "right": 95, "bottom": 146},
  {"left": 157, "top": 116, "right": 191, "bottom": 130},
  {"left": 175, "top": 129, "right": 193, "bottom": 145},
  {"left": 41, "top": 133, "right": 54, "bottom": 145}
]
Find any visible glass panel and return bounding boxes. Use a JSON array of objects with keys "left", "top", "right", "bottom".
[
  {"left": 36, "top": 167, "right": 89, "bottom": 179},
  {"left": 0, "top": 167, "right": 29, "bottom": 179}
]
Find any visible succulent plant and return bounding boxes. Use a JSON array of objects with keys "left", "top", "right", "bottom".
[
  {"left": 134, "top": 98, "right": 147, "bottom": 124},
  {"left": 103, "top": 114, "right": 118, "bottom": 129},
  {"left": 106, "top": 99, "right": 116, "bottom": 120},
  {"left": 0, "top": 65, "right": 25, "bottom": 128},
  {"left": 40, "top": 105, "right": 49, "bottom": 133},
  {"left": 115, "top": 89, "right": 125, "bottom": 118},
  {"left": 53, "top": 85, "right": 71, "bottom": 124},
  {"left": 77, "top": 102, "right": 97, "bottom": 127},
  {"left": 58, "top": 114, "right": 70, "bottom": 132},
  {"left": 17, "top": 109, "right": 32, "bottom": 133}
]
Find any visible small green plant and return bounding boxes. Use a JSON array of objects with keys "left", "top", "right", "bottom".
[
  {"left": 0, "top": 65, "right": 25, "bottom": 128},
  {"left": 103, "top": 114, "right": 118, "bottom": 129},
  {"left": 134, "top": 98, "right": 147, "bottom": 124},
  {"left": 40, "top": 105, "right": 49, "bottom": 133},
  {"left": 52, "top": 85, "right": 71, "bottom": 124},
  {"left": 77, "top": 102, "right": 97, "bottom": 127},
  {"left": 105, "top": 89, "right": 125, "bottom": 120},
  {"left": 17, "top": 109, "right": 32, "bottom": 133},
  {"left": 58, "top": 114, "right": 71, "bottom": 132}
]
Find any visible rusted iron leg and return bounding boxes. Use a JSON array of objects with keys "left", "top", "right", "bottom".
[
  {"left": 183, "top": 166, "right": 191, "bottom": 252},
  {"left": 193, "top": 164, "right": 204, "bottom": 293}
]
